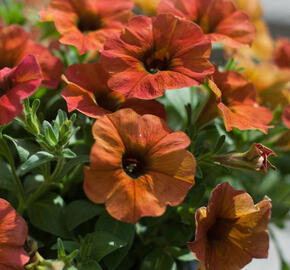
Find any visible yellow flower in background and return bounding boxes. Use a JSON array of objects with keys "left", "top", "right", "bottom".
[
  {"left": 131, "top": 0, "right": 161, "bottom": 15},
  {"left": 232, "top": 0, "right": 263, "bottom": 21}
]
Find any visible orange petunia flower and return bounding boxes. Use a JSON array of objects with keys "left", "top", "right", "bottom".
[
  {"left": 198, "top": 68, "right": 273, "bottom": 133},
  {"left": 39, "top": 0, "right": 134, "bottom": 55},
  {"left": 0, "top": 55, "right": 42, "bottom": 125},
  {"left": 188, "top": 182, "right": 271, "bottom": 270},
  {"left": 0, "top": 198, "right": 29, "bottom": 270},
  {"left": 84, "top": 108, "right": 196, "bottom": 223},
  {"left": 101, "top": 14, "right": 214, "bottom": 99},
  {"left": 274, "top": 38, "right": 290, "bottom": 71},
  {"left": 0, "top": 24, "right": 62, "bottom": 88},
  {"left": 62, "top": 63, "right": 166, "bottom": 119},
  {"left": 157, "top": 0, "right": 256, "bottom": 47}
]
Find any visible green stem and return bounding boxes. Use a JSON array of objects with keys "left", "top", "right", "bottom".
[
  {"left": 0, "top": 139, "right": 26, "bottom": 213},
  {"left": 19, "top": 157, "right": 65, "bottom": 213}
]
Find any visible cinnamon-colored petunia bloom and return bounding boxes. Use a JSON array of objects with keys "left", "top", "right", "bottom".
[
  {"left": 62, "top": 63, "right": 166, "bottom": 119},
  {"left": 157, "top": 0, "right": 256, "bottom": 47},
  {"left": 0, "top": 55, "right": 42, "bottom": 125},
  {"left": 188, "top": 182, "right": 271, "bottom": 270},
  {"left": 84, "top": 108, "right": 196, "bottom": 223},
  {"left": 0, "top": 24, "right": 62, "bottom": 88},
  {"left": 39, "top": 0, "right": 134, "bottom": 55},
  {"left": 0, "top": 198, "right": 29, "bottom": 270},
  {"left": 274, "top": 38, "right": 290, "bottom": 70},
  {"left": 213, "top": 143, "right": 277, "bottom": 174},
  {"left": 101, "top": 14, "right": 214, "bottom": 99},
  {"left": 198, "top": 68, "right": 273, "bottom": 133}
]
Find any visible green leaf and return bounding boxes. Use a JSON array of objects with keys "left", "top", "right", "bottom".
[
  {"left": 23, "top": 174, "right": 44, "bottom": 195},
  {"left": 51, "top": 241, "right": 80, "bottom": 254},
  {"left": 4, "top": 135, "right": 38, "bottom": 162},
  {"left": 65, "top": 200, "right": 104, "bottom": 231},
  {"left": 195, "top": 166, "right": 203, "bottom": 179},
  {"left": 0, "top": 160, "right": 14, "bottom": 192},
  {"left": 58, "top": 155, "right": 90, "bottom": 179},
  {"left": 20, "top": 151, "right": 54, "bottom": 174},
  {"left": 28, "top": 194, "right": 70, "bottom": 238},
  {"left": 43, "top": 120, "right": 58, "bottom": 146},
  {"left": 95, "top": 214, "right": 135, "bottom": 270},
  {"left": 169, "top": 247, "right": 197, "bottom": 262},
  {"left": 140, "top": 251, "right": 177, "bottom": 270},
  {"left": 189, "top": 183, "right": 206, "bottom": 208},
  {"left": 62, "top": 148, "right": 77, "bottom": 159},
  {"left": 213, "top": 135, "right": 226, "bottom": 153},
  {"left": 82, "top": 260, "right": 103, "bottom": 270},
  {"left": 80, "top": 231, "right": 126, "bottom": 262}
]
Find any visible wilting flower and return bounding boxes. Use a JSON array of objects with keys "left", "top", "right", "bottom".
[
  {"left": 188, "top": 182, "right": 272, "bottom": 270},
  {"left": 274, "top": 38, "right": 290, "bottom": 70},
  {"left": 101, "top": 14, "right": 213, "bottom": 99},
  {"left": 0, "top": 55, "right": 42, "bottom": 125},
  {"left": 198, "top": 68, "right": 273, "bottom": 133},
  {"left": 62, "top": 63, "right": 166, "bottom": 119},
  {"left": 132, "top": 0, "right": 161, "bottom": 15},
  {"left": 282, "top": 105, "right": 290, "bottom": 128},
  {"left": 213, "top": 143, "right": 277, "bottom": 174},
  {"left": 0, "top": 24, "right": 62, "bottom": 88},
  {"left": 157, "top": 0, "right": 256, "bottom": 47},
  {"left": 39, "top": 0, "right": 134, "bottom": 55},
  {"left": 0, "top": 198, "right": 29, "bottom": 269},
  {"left": 84, "top": 108, "right": 196, "bottom": 223}
]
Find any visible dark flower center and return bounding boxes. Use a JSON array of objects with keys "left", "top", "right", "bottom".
[
  {"left": 0, "top": 75, "right": 14, "bottom": 98},
  {"left": 142, "top": 50, "right": 171, "bottom": 74},
  {"left": 95, "top": 92, "right": 124, "bottom": 112},
  {"left": 207, "top": 217, "right": 238, "bottom": 242},
  {"left": 77, "top": 12, "right": 103, "bottom": 33},
  {"left": 122, "top": 152, "right": 147, "bottom": 179}
]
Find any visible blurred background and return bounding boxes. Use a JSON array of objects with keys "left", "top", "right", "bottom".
[{"left": 245, "top": 0, "right": 290, "bottom": 269}]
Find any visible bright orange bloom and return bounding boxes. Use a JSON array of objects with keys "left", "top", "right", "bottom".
[
  {"left": 0, "top": 198, "right": 29, "bottom": 270},
  {"left": 188, "top": 182, "right": 271, "bottom": 270},
  {"left": 198, "top": 68, "right": 273, "bottom": 133},
  {"left": 62, "top": 63, "right": 166, "bottom": 119},
  {"left": 39, "top": 0, "right": 134, "bottom": 55},
  {"left": 0, "top": 55, "right": 42, "bottom": 125},
  {"left": 283, "top": 105, "right": 290, "bottom": 128},
  {"left": 0, "top": 24, "right": 62, "bottom": 88},
  {"left": 274, "top": 38, "right": 290, "bottom": 70},
  {"left": 101, "top": 14, "right": 213, "bottom": 99},
  {"left": 157, "top": 0, "right": 256, "bottom": 47},
  {"left": 84, "top": 109, "right": 196, "bottom": 223}
]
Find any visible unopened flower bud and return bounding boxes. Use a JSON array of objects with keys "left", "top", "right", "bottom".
[{"left": 213, "top": 143, "right": 277, "bottom": 173}]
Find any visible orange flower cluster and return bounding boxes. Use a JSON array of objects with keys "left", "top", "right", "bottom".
[{"left": 0, "top": 0, "right": 282, "bottom": 268}]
